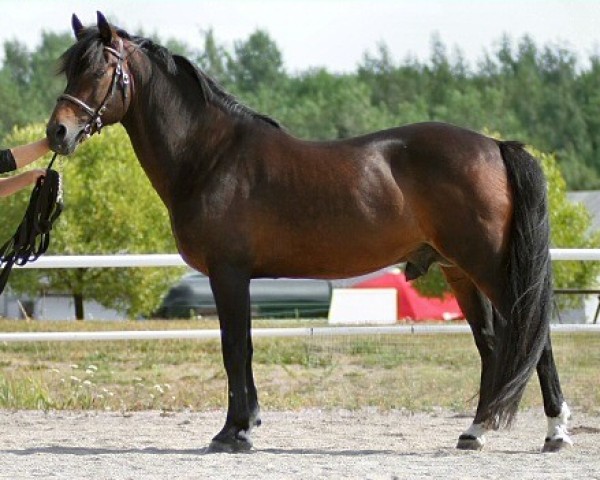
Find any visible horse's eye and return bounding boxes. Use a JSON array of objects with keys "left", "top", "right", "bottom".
[{"left": 93, "top": 69, "right": 107, "bottom": 79}]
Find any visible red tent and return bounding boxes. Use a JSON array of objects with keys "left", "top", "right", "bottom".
[{"left": 353, "top": 270, "right": 463, "bottom": 321}]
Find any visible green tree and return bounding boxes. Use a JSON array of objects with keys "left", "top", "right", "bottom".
[
  {"left": 0, "top": 69, "right": 24, "bottom": 136},
  {"left": 228, "top": 29, "right": 285, "bottom": 94},
  {"left": 575, "top": 54, "right": 600, "bottom": 182},
  {"left": 539, "top": 145, "right": 600, "bottom": 288},
  {"left": 1, "top": 124, "right": 184, "bottom": 320},
  {"left": 0, "top": 33, "right": 72, "bottom": 139},
  {"left": 358, "top": 43, "right": 429, "bottom": 123},
  {"left": 0, "top": 40, "right": 33, "bottom": 137},
  {"left": 196, "top": 28, "right": 231, "bottom": 85},
  {"left": 27, "top": 32, "right": 73, "bottom": 119},
  {"left": 425, "top": 34, "right": 462, "bottom": 114}
]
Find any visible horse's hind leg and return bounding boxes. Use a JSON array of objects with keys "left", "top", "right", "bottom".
[
  {"left": 442, "top": 266, "right": 496, "bottom": 450},
  {"left": 537, "top": 334, "right": 573, "bottom": 451},
  {"left": 443, "top": 266, "right": 572, "bottom": 452}
]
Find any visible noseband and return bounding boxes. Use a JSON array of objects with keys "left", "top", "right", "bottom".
[{"left": 57, "top": 39, "right": 130, "bottom": 139}]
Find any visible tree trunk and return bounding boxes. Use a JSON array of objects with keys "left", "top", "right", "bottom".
[{"left": 74, "top": 293, "right": 85, "bottom": 321}]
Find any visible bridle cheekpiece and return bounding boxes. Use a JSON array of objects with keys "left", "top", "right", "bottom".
[{"left": 57, "top": 38, "right": 130, "bottom": 140}]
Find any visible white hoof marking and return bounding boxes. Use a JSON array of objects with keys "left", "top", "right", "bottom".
[
  {"left": 457, "top": 423, "right": 488, "bottom": 450},
  {"left": 544, "top": 402, "right": 573, "bottom": 451}
]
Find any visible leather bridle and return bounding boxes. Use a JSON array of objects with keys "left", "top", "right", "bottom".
[
  {"left": 0, "top": 152, "right": 63, "bottom": 295},
  {"left": 0, "top": 39, "right": 135, "bottom": 293},
  {"left": 57, "top": 38, "right": 131, "bottom": 140}
]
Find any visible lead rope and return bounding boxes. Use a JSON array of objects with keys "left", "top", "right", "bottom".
[{"left": 0, "top": 152, "right": 63, "bottom": 294}]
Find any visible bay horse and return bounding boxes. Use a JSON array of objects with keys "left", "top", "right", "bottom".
[{"left": 46, "top": 12, "right": 572, "bottom": 453}]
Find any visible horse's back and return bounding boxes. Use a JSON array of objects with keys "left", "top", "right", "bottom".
[
  {"left": 173, "top": 121, "right": 512, "bottom": 279},
  {"left": 296, "top": 121, "right": 510, "bottom": 239},
  {"left": 292, "top": 122, "right": 507, "bottom": 197},
  {"left": 342, "top": 122, "right": 503, "bottom": 169},
  {"left": 245, "top": 122, "right": 511, "bottom": 278}
]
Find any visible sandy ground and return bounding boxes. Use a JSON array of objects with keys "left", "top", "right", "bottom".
[{"left": 0, "top": 408, "right": 598, "bottom": 479}]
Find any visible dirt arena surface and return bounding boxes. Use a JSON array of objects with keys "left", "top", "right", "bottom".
[{"left": 0, "top": 408, "right": 598, "bottom": 479}]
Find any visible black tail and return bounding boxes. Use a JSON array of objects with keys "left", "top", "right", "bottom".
[{"left": 486, "top": 141, "right": 553, "bottom": 428}]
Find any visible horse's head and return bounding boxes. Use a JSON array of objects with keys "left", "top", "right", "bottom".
[{"left": 47, "top": 12, "right": 133, "bottom": 155}]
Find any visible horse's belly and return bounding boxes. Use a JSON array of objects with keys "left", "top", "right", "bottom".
[{"left": 252, "top": 226, "right": 418, "bottom": 279}]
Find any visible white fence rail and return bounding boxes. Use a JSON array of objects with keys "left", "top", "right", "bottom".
[
  {"left": 14, "top": 249, "right": 600, "bottom": 270},
  {"left": 3, "top": 248, "right": 600, "bottom": 343},
  {"left": 0, "top": 323, "right": 599, "bottom": 344},
  {"left": 16, "top": 254, "right": 186, "bottom": 269},
  {"left": 550, "top": 249, "right": 600, "bottom": 261}
]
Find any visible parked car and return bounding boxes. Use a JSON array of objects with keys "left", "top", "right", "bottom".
[{"left": 155, "top": 273, "right": 332, "bottom": 319}]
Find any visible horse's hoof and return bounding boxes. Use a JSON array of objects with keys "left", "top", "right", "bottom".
[
  {"left": 250, "top": 412, "right": 262, "bottom": 428},
  {"left": 456, "top": 434, "right": 484, "bottom": 450},
  {"left": 207, "top": 429, "right": 253, "bottom": 453},
  {"left": 207, "top": 438, "right": 252, "bottom": 453},
  {"left": 542, "top": 437, "right": 573, "bottom": 453}
]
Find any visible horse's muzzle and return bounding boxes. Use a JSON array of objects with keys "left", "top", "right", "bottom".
[{"left": 46, "top": 121, "right": 81, "bottom": 156}]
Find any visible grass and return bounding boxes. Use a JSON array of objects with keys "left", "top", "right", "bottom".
[{"left": 0, "top": 319, "right": 598, "bottom": 414}]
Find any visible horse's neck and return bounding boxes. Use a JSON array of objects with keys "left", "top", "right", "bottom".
[
  {"left": 121, "top": 110, "right": 173, "bottom": 205},
  {"left": 121, "top": 65, "right": 235, "bottom": 205}
]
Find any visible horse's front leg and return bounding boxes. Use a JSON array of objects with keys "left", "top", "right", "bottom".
[
  {"left": 245, "top": 302, "right": 261, "bottom": 429},
  {"left": 207, "top": 265, "right": 255, "bottom": 452}
]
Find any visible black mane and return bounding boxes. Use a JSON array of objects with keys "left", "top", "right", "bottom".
[
  {"left": 59, "top": 27, "right": 280, "bottom": 129},
  {"left": 171, "top": 54, "right": 280, "bottom": 128}
]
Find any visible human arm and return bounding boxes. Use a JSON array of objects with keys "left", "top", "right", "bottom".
[
  {"left": 0, "top": 170, "right": 46, "bottom": 197},
  {"left": 9, "top": 138, "right": 50, "bottom": 169}
]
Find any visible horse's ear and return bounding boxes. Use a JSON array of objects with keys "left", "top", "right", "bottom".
[
  {"left": 96, "top": 11, "right": 114, "bottom": 45},
  {"left": 71, "top": 14, "right": 85, "bottom": 40}
]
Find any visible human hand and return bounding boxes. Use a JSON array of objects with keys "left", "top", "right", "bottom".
[{"left": 27, "top": 169, "right": 46, "bottom": 185}]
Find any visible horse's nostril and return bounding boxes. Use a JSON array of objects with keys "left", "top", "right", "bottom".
[
  {"left": 46, "top": 123, "right": 71, "bottom": 153},
  {"left": 55, "top": 124, "right": 67, "bottom": 141}
]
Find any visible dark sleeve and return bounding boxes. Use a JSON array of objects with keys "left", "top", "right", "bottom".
[{"left": 0, "top": 149, "right": 17, "bottom": 173}]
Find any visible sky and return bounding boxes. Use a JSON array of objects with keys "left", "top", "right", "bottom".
[{"left": 1, "top": 0, "right": 600, "bottom": 72}]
